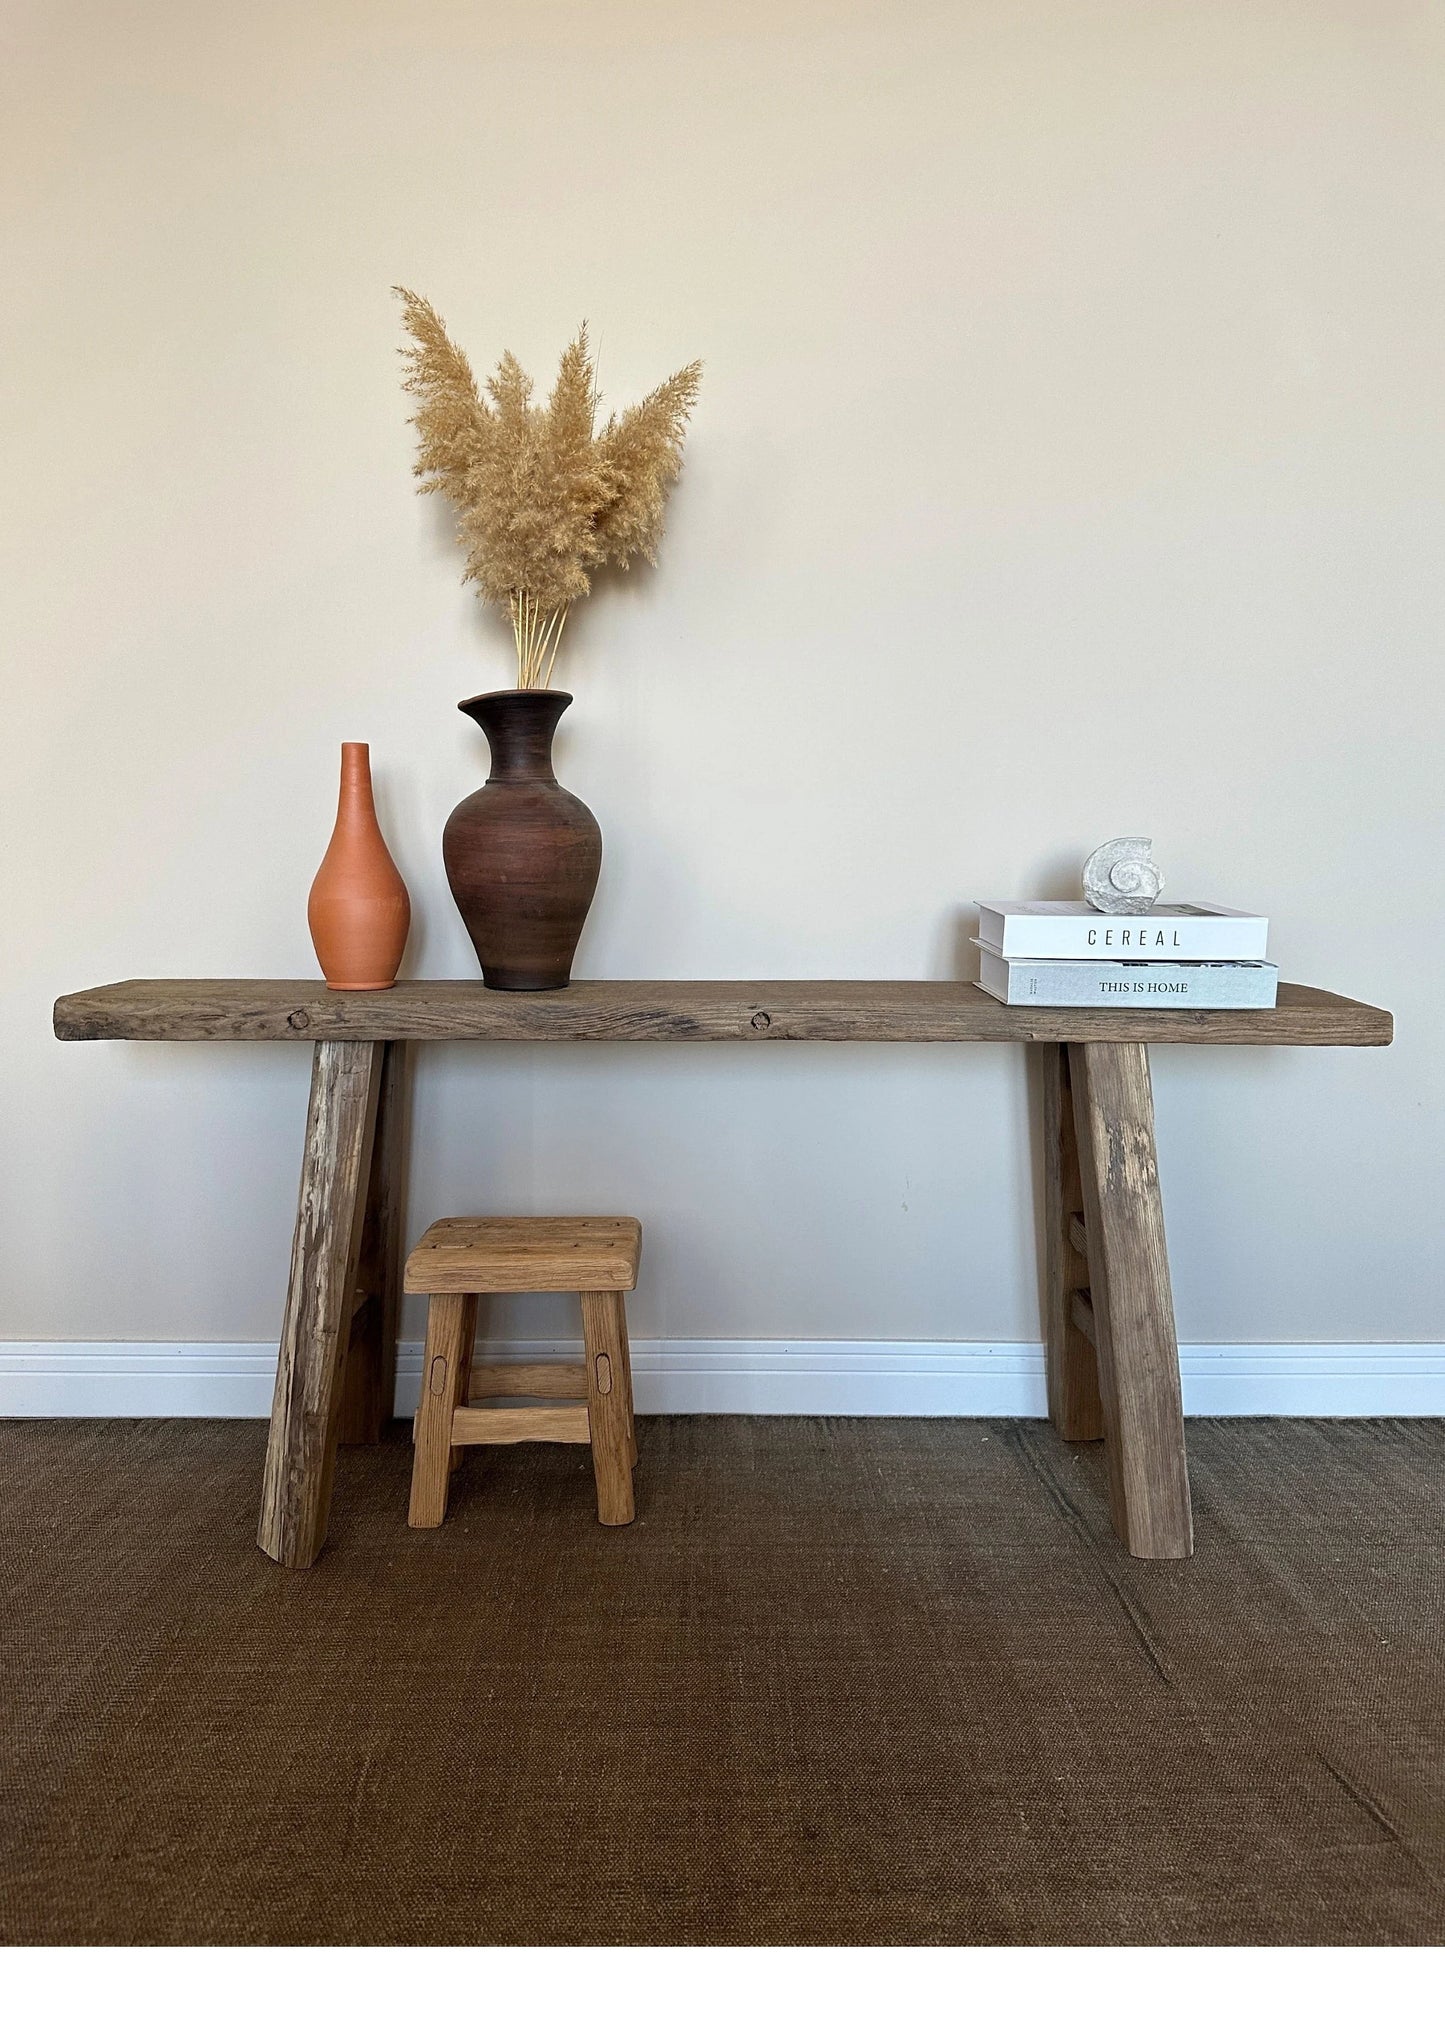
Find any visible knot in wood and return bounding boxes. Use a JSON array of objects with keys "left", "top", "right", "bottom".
[
  {"left": 286, "top": 1009, "right": 311, "bottom": 1031},
  {"left": 750, "top": 1011, "right": 771, "bottom": 1030}
]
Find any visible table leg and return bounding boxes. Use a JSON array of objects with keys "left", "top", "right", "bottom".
[
  {"left": 1039, "top": 1043, "right": 1104, "bottom": 1441},
  {"left": 1067, "top": 1041, "right": 1193, "bottom": 1561},
  {"left": 337, "top": 1040, "right": 411, "bottom": 1444},
  {"left": 257, "top": 1039, "right": 384, "bottom": 1568}
]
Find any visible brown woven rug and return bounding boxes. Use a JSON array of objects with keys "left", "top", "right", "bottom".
[{"left": 2, "top": 1415, "right": 1442, "bottom": 1944}]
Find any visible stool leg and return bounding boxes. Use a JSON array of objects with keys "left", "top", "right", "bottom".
[
  {"left": 409, "top": 1292, "right": 476, "bottom": 1529},
  {"left": 580, "top": 1291, "right": 635, "bottom": 1526},
  {"left": 614, "top": 1295, "right": 638, "bottom": 1468},
  {"left": 450, "top": 1302, "right": 478, "bottom": 1476}
]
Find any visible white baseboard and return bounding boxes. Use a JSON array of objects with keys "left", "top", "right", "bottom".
[{"left": 1, "top": 1340, "right": 1443, "bottom": 1418}]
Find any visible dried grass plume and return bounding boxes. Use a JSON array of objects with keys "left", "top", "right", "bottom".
[{"left": 396, "top": 288, "right": 702, "bottom": 688}]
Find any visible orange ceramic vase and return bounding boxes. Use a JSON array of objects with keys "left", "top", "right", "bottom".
[{"left": 307, "top": 743, "right": 411, "bottom": 989}]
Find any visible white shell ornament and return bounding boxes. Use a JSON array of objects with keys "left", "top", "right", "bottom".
[{"left": 1082, "top": 836, "right": 1164, "bottom": 915}]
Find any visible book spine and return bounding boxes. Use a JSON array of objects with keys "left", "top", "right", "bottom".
[
  {"left": 982, "top": 959, "right": 1279, "bottom": 1008},
  {"left": 992, "top": 920, "right": 1269, "bottom": 960}
]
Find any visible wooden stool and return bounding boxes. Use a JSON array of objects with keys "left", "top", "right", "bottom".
[{"left": 405, "top": 1215, "right": 640, "bottom": 1530}]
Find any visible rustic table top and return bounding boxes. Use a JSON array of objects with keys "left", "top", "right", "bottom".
[{"left": 53, "top": 978, "right": 1393, "bottom": 1047}]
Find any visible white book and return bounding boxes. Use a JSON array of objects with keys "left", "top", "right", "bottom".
[
  {"left": 975, "top": 899, "right": 1268, "bottom": 961},
  {"left": 974, "top": 945, "right": 1279, "bottom": 1009}
]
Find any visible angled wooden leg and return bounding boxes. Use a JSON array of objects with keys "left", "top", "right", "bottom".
[
  {"left": 1068, "top": 1042, "right": 1192, "bottom": 1560},
  {"left": 258, "top": 1040, "right": 384, "bottom": 1568},
  {"left": 580, "top": 1292, "right": 636, "bottom": 1526},
  {"left": 337, "top": 1040, "right": 411, "bottom": 1444},
  {"left": 612, "top": 1293, "right": 638, "bottom": 1468},
  {"left": 449, "top": 1302, "right": 478, "bottom": 1475},
  {"left": 409, "top": 1293, "right": 476, "bottom": 1528},
  {"left": 1039, "top": 1043, "right": 1104, "bottom": 1441}
]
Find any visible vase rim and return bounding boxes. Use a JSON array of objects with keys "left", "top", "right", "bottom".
[{"left": 457, "top": 687, "right": 573, "bottom": 712}]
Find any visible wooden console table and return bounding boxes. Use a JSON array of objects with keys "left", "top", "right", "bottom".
[{"left": 53, "top": 978, "right": 1391, "bottom": 1569}]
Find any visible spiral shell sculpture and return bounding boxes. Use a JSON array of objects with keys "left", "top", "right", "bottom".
[{"left": 1082, "top": 836, "right": 1164, "bottom": 915}]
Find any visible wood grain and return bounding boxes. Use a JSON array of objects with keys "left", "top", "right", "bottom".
[
  {"left": 613, "top": 1289, "right": 638, "bottom": 1469},
  {"left": 581, "top": 1291, "right": 636, "bottom": 1525},
  {"left": 1039, "top": 1044, "right": 1104, "bottom": 1442},
  {"left": 52, "top": 978, "right": 1393, "bottom": 1047},
  {"left": 408, "top": 1292, "right": 476, "bottom": 1527},
  {"left": 468, "top": 1362, "right": 589, "bottom": 1399},
  {"left": 257, "top": 1040, "right": 383, "bottom": 1567},
  {"left": 404, "top": 1216, "right": 641, "bottom": 1293},
  {"left": 449, "top": 1404, "right": 591, "bottom": 1445},
  {"left": 1069, "top": 1042, "right": 1193, "bottom": 1561},
  {"left": 336, "top": 1039, "right": 410, "bottom": 1444},
  {"left": 450, "top": 1301, "right": 477, "bottom": 1477}
]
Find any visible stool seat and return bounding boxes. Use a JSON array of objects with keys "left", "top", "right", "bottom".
[
  {"left": 405, "top": 1213, "right": 641, "bottom": 1530},
  {"left": 404, "top": 1216, "right": 641, "bottom": 1293}
]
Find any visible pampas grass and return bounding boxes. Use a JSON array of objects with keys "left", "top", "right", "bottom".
[{"left": 397, "top": 289, "right": 702, "bottom": 689}]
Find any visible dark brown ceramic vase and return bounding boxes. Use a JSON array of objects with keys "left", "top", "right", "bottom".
[{"left": 443, "top": 690, "right": 601, "bottom": 990}]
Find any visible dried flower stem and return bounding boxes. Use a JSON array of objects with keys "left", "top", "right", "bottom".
[
  {"left": 509, "top": 591, "right": 569, "bottom": 688},
  {"left": 542, "top": 605, "right": 568, "bottom": 687}
]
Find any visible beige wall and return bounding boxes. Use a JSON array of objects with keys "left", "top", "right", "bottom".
[{"left": 4, "top": 0, "right": 1442, "bottom": 1367}]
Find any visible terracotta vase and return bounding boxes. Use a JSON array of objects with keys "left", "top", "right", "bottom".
[
  {"left": 307, "top": 743, "right": 411, "bottom": 990},
  {"left": 443, "top": 690, "right": 601, "bottom": 991}
]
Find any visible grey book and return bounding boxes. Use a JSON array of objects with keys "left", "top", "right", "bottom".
[{"left": 974, "top": 944, "right": 1279, "bottom": 1009}]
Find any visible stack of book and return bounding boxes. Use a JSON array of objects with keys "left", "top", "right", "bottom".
[{"left": 973, "top": 901, "right": 1277, "bottom": 1008}]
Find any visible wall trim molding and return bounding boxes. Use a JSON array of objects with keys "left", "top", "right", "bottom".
[{"left": 2, "top": 1339, "right": 1443, "bottom": 1418}]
